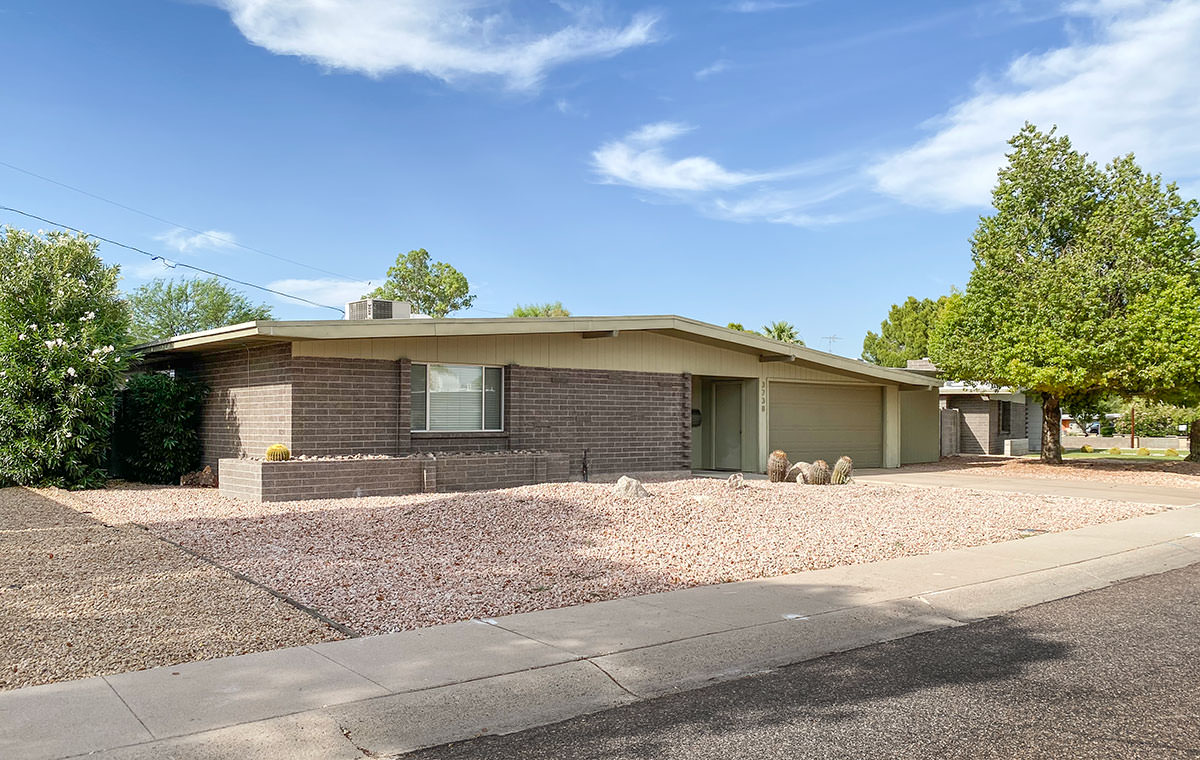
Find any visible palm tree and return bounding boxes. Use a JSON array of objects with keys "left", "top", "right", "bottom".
[{"left": 761, "top": 320, "right": 804, "bottom": 345}]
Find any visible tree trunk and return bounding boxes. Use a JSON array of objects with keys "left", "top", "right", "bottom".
[
  {"left": 1041, "top": 393, "right": 1063, "bottom": 464},
  {"left": 1187, "top": 418, "right": 1200, "bottom": 463}
]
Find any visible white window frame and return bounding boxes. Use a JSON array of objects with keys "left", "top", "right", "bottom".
[{"left": 410, "top": 363, "right": 504, "bottom": 433}]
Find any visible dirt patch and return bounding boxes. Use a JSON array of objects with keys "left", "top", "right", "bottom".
[
  {"left": 58, "top": 478, "right": 1163, "bottom": 636},
  {"left": 0, "top": 487, "right": 342, "bottom": 691},
  {"left": 900, "top": 456, "right": 1200, "bottom": 488}
]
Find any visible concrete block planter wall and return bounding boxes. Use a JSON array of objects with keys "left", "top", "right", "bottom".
[{"left": 218, "top": 451, "right": 571, "bottom": 502}]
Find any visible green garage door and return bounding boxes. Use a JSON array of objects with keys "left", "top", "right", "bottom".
[{"left": 768, "top": 383, "right": 883, "bottom": 468}]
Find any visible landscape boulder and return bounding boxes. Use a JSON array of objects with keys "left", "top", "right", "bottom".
[
  {"left": 179, "top": 466, "right": 217, "bottom": 488},
  {"left": 611, "top": 475, "right": 650, "bottom": 498}
]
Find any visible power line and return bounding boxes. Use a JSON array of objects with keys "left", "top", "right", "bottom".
[
  {"left": 0, "top": 205, "right": 345, "bottom": 315},
  {"left": 0, "top": 159, "right": 366, "bottom": 282}
]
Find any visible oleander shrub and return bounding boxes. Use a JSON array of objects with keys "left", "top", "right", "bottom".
[
  {"left": 1080, "top": 444, "right": 1094, "bottom": 453},
  {"left": 114, "top": 372, "right": 208, "bottom": 484},
  {"left": 1108, "top": 447, "right": 1122, "bottom": 454},
  {"left": 0, "top": 228, "right": 130, "bottom": 488},
  {"left": 1166, "top": 448, "right": 1180, "bottom": 457},
  {"left": 1137, "top": 447, "right": 1151, "bottom": 456}
]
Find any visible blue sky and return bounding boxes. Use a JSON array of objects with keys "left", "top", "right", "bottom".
[{"left": 2, "top": 0, "right": 1199, "bottom": 356}]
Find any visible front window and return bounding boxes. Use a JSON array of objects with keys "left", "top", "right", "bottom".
[
  {"left": 999, "top": 401, "right": 1012, "bottom": 434},
  {"left": 410, "top": 363, "right": 503, "bottom": 432}
]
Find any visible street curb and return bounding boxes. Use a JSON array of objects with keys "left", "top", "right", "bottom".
[{"left": 8, "top": 508, "right": 1200, "bottom": 760}]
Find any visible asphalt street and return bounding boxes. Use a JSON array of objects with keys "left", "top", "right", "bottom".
[{"left": 411, "top": 563, "right": 1200, "bottom": 759}]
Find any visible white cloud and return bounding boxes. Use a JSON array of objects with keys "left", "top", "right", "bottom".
[
  {"left": 155, "top": 228, "right": 238, "bottom": 253},
  {"left": 216, "top": 0, "right": 660, "bottom": 91},
  {"left": 592, "top": 122, "right": 774, "bottom": 192},
  {"left": 591, "top": 122, "right": 864, "bottom": 226},
  {"left": 870, "top": 0, "right": 1200, "bottom": 209},
  {"left": 694, "top": 58, "right": 731, "bottom": 80},
  {"left": 722, "top": 0, "right": 809, "bottom": 11},
  {"left": 267, "top": 278, "right": 373, "bottom": 309}
]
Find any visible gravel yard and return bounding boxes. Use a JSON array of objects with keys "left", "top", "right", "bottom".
[
  {"left": 900, "top": 456, "right": 1200, "bottom": 488},
  {"left": 0, "top": 487, "right": 342, "bottom": 691},
  {"left": 57, "top": 477, "right": 1163, "bottom": 636}
]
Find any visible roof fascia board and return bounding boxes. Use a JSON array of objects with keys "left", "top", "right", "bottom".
[{"left": 137, "top": 316, "right": 940, "bottom": 389}]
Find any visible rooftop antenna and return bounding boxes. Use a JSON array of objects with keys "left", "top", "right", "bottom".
[{"left": 821, "top": 334, "right": 841, "bottom": 352}]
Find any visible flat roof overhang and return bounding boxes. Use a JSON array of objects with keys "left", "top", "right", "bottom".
[{"left": 135, "top": 315, "right": 940, "bottom": 390}]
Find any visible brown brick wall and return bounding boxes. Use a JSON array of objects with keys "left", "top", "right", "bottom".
[
  {"left": 194, "top": 344, "right": 292, "bottom": 468},
  {"left": 505, "top": 365, "right": 692, "bottom": 477},
  {"left": 194, "top": 347, "right": 692, "bottom": 481},
  {"left": 291, "top": 356, "right": 402, "bottom": 456}
]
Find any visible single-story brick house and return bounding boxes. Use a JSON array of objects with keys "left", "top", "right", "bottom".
[
  {"left": 138, "top": 305, "right": 941, "bottom": 500},
  {"left": 905, "top": 359, "right": 1042, "bottom": 456}
]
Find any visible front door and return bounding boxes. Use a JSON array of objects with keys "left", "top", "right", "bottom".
[{"left": 713, "top": 381, "right": 743, "bottom": 470}]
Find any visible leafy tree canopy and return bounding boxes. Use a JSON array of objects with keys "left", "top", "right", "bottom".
[
  {"left": 862, "top": 295, "right": 951, "bottom": 367},
  {"left": 0, "top": 228, "right": 130, "bottom": 487},
  {"left": 367, "top": 248, "right": 475, "bottom": 318},
  {"left": 511, "top": 301, "right": 570, "bottom": 317},
  {"left": 761, "top": 321, "right": 805, "bottom": 345},
  {"left": 931, "top": 123, "right": 1200, "bottom": 462},
  {"left": 128, "top": 277, "right": 273, "bottom": 344},
  {"left": 726, "top": 322, "right": 750, "bottom": 332}
]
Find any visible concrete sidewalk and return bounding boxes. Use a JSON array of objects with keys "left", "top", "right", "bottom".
[
  {"left": 855, "top": 469, "right": 1200, "bottom": 507},
  {"left": 4, "top": 508, "right": 1200, "bottom": 760}
]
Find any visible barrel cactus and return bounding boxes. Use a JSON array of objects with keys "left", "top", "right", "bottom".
[
  {"left": 808, "top": 459, "right": 831, "bottom": 485},
  {"left": 265, "top": 443, "right": 291, "bottom": 461},
  {"left": 767, "top": 450, "right": 790, "bottom": 482},
  {"left": 831, "top": 456, "right": 853, "bottom": 485}
]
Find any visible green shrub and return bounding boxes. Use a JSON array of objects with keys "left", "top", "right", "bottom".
[
  {"left": 114, "top": 373, "right": 208, "bottom": 484},
  {"left": 1080, "top": 444, "right": 1094, "bottom": 453},
  {"left": 0, "top": 228, "right": 130, "bottom": 488},
  {"left": 1115, "top": 401, "right": 1194, "bottom": 437},
  {"left": 1166, "top": 448, "right": 1180, "bottom": 457},
  {"left": 1108, "top": 447, "right": 1122, "bottom": 454},
  {"left": 1137, "top": 447, "right": 1151, "bottom": 456}
]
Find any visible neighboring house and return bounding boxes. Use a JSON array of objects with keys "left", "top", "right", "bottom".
[
  {"left": 136, "top": 304, "right": 942, "bottom": 500},
  {"left": 905, "top": 359, "right": 1042, "bottom": 456}
]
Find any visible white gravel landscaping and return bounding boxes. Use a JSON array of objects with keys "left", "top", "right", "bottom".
[{"left": 55, "top": 477, "right": 1164, "bottom": 636}]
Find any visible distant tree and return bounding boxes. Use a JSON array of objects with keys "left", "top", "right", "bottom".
[
  {"left": 0, "top": 228, "right": 130, "bottom": 488},
  {"left": 862, "top": 295, "right": 950, "bottom": 367},
  {"left": 128, "top": 277, "right": 273, "bottom": 343},
  {"left": 931, "top": 123, "right": 1200, "bottom": 463},
  {"left": 1061, "top": 390, "right": 1119, "bottom": 437},
  {"left": 511, "top": 302, "right": 570, "bottom": 317},
  {"left": 367, "top": 248, "right": 474, "bottom": 317},
  {"left": 726, "top": 322, "right": 750, "bottom": 332},
  {"left": 761, "top": 321, "right": 804, "bottom": 345}
]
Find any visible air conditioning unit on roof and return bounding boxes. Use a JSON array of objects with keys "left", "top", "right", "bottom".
[{"left": 344, "top": 298, "right": 413, "bottom": 320}]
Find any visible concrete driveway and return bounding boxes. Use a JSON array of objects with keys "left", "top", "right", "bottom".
[{"left": 856, "top": 468, "right": 1200, "bottom": 508}]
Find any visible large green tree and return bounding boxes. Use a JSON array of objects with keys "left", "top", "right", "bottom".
[
  {"left": 128, "top": 277, "right": 273, "bottom": 343},
  {"left": 511, "top": 301, "right": 570, "bottom": 317},
  {"left": 0, "top": 228, "right": 130, "bottom": 487},
  {"left": 761, "top": 321, "right": 804, "bottom": 345},
  {"left": 367, "top": 248, "right": 474, "bottom": 317},
  {"left": 931, "top": 124, "right": 1200, "bottom": 463},
  {"left": 862, "top": 295, "right": 950, "bottom": 367}
]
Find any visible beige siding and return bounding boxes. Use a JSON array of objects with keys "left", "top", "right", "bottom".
[
  {"left": 767, "top": 382, "right": 884, "bottom": 468},
  {"left": 900, "top": 389, "right": 940, "bottom": 464},
  {"left": 291, "top": 332, "right": 873, "bottom": 385}
]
